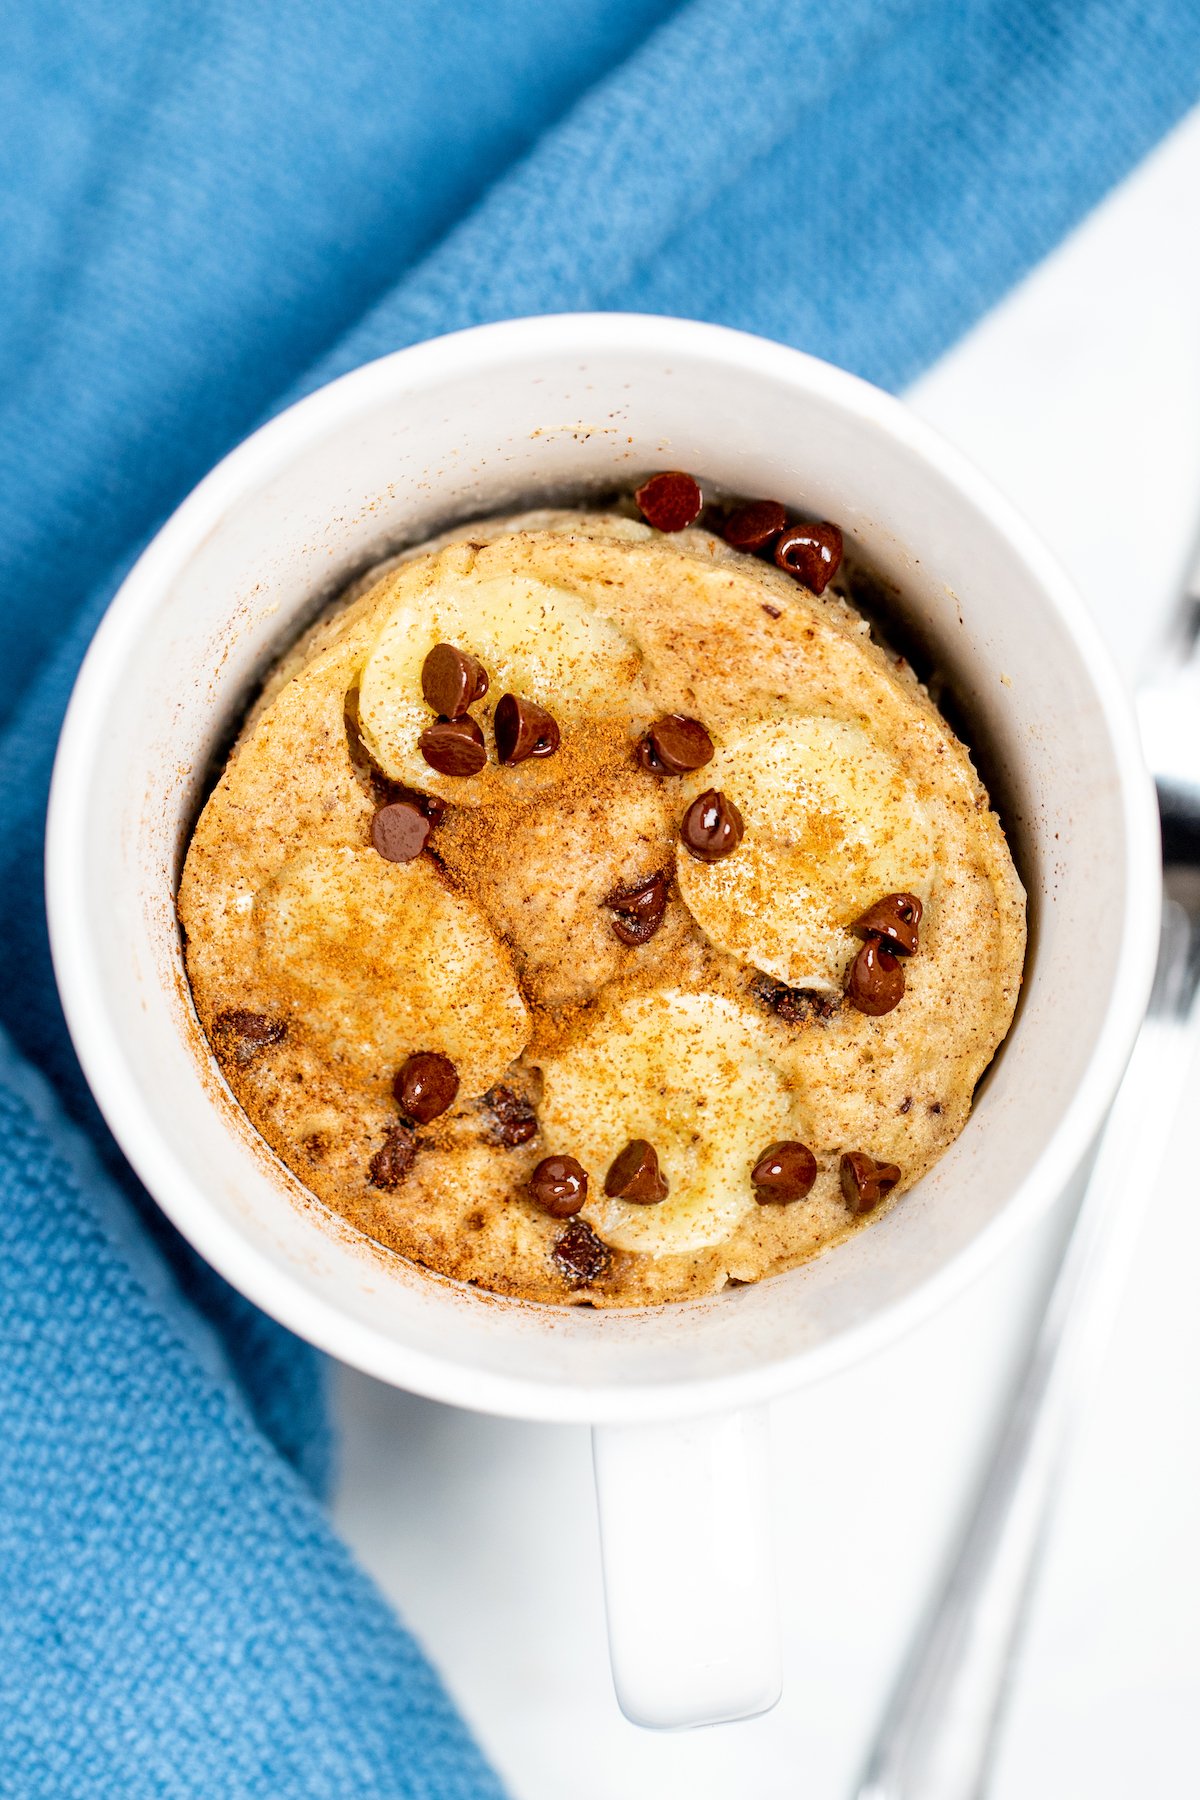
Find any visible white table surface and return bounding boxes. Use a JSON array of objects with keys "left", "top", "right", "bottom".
[{"left": 332, "top": 105, "right": 1200, "bottom": 1800}]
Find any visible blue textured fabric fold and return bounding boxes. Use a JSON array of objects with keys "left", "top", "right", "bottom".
[
  {"left": 0, "top": 1034, "right": 504, "bottom": 1800},
  {"left": 1, "top": 0, "right": 1198, "bottom": 1791}
]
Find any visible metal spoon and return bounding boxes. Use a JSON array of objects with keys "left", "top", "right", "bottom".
[{"left": 854, "top": 551, "right": 1200, "bottom": 1800}]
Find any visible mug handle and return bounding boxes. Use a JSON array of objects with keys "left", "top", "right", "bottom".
[{"left": 591, "top": 1405, "right": 781, "bottom": 1728}]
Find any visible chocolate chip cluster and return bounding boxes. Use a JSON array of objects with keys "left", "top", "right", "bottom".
[
  {"left": 418, "top": 641, "right": 561, "bottom": 782},
  {"left": 846, "top": 892, "right": 923, "bottom": 1015},
  {"left": 634, "top": 470, "right": 845, "bottom": 597}
]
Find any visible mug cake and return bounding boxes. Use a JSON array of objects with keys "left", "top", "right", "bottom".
[{"left": 178, "top": 473, "right": 1025, "bottom": 1306}]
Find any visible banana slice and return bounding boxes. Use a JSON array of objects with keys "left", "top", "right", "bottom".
[
  {"left": 675, "top": 715, "right": 935, "bottom": 992},
  {"left": 357, "top": 546, "right": 640, "bottom": 802},
  {"left": 253, "top": 844, "right": 529, "bottom": 1094},
  {"left": 537, "top": 989, "right": 805, "bottom": 1255}
]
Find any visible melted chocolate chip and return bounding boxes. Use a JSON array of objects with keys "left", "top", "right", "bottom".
[
  {"left": 369, "top": 1124, "right": 417, "bottom": 1191},
  {"left": 421, "top": 642, "right": 489, "bottom": 719},
  {"left": 634, "top": 470, "right": 703, "bottom": 533},
  {"left": 845, "top": 938, "right": 905, "bottom": 1015},
  {"left": 494, "top": 693, "right": 561, "bottom": 765},
  {"left": 480, "top": 1084, "right": 539, "bottom": 1148},
  {"left": 553, "top": 1216, "right": 611, "bottom": 1285},
  {"left": 212, "top": 1010, "right": 287, "bottom": 1066},
  {"left": 774, "top": 522, "right": 844, "bottom": 594},
  {"left": 680, "top": 788, "right": 744, "bottom": 862},
  {"left": 751, "top": 1140, "right": 818, "bottom": 1203},
  {"left": 371, "top": 800, "right": 432, "bottom": 863},
  {"left": 722, "top": 499, "right": 789, "bottom": 553},
  {"left": 604, "top": 1139, "right": 669, "bottom": 1204},
  {"left": 851, "top": 891, "right": 923, "bottom": 955},
  {"left": 416, "top": 789, "right": 447, "bottom": 823},
  {"left": 636, "top": 714, "right": 714, "bottom": 776},
  {"left": 749, "top": 972, "right": 840, "bottom": 1025},
  {"left": 604, "top": 871, "right": 669, "bottom": 946},
  {"left": 387, "top": 783, "right": 447, "bottom": 824},
  {"left": 527, "top": 1154, "right": 589, "bottom": 1218},
  {"left": 394, "top": 1051, "right": 459, "bottom": 1124},
  {"left": 840, "top": 1151, "right": 901, "bottom": 1215},
  {"left": 419, "top": 715, "right": 487, "bottom": 778}
]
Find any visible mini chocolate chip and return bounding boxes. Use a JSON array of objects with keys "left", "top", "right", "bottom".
[
  {"left": 419, "top": 715, "right": 487, "bottom": 778},
  {"left": 553, "top": 1216, "right": 611, "bottom": 1285},
  {"left": 898, "top": 1095, "right": 913, "bottom": 1114},
  {"left": 749, "top": 972, "right": 840, "bottom": 1024},
  {"left": 394, "top": 1051, "right": 459, "bottom": 1124},
  {"left": 212, "top": 1010, "right": 287, "bottom": 1066},
  {"left": 845, "top": 939, "right": 905, "bottom": 1015},
  {"left": 481, "top": 1084, "right": 539, "bottom": 1147},
  {"left": 775, "top": 522, "right": 844, "bottom": 594},
  {"left": 494, "top": 692, "right": 561, "bottom": 764},
  {"left": 751, "top": 1140, "right": 818, "bottom": 1203},
  {"left": 761, "top": 603, "right": 782, "bottom": 619},
  {"left": 680, "top": 788, "right": 744, "bottom": 862},
  {"left": 369, "top": 1124, "right": 417, "bottom": 1191},
  {"left": 527, "top": 1154, "right": 589, "bottom": 1218},
  {"left": 840, "top": 1151, "right": 901, "bottom": 1215},
  {"left": 604, "top": 1139, "right": 669, "bottom": 1204},
  {"left": 851, "top": 892, "right": 923, "bottom": 955},
  {"left": 371, "top": 800, "right": 432, "bottom": 863},
  {"left": 421, "top": 642, "right": 489, "bottom": 719},
  {"left": 637, "top": 714, "right": 714, "bottom": 776},
  {"left": 604, "top": 871, "right": 668, "bottom": 946},
  {"left": 635, "top": 470, "right": 703, "bottom": 532},
  {"left": 722, "top": 499, "right": 789, "bottom": 553}
]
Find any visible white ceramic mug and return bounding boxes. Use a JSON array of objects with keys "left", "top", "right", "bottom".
[{"left": 46, "top": 315, "right": 1159, "bottom": 1731}]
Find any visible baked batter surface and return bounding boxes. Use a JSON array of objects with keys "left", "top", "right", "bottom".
[{"left": 178, "top": 506, "right": 1025, "bottom": 1305}]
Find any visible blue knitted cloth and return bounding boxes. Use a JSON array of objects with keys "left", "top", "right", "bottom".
[{"left": 1, "top": 3, "right": 1197, "bottom": 1793}]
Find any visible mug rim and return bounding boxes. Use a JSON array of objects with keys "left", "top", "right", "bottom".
[{"left": 46, "top": 313, "right": 1161, "bottom": 1422}]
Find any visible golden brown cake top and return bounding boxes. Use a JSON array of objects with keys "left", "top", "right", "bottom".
[{"left": 178, "top": 507, "right": 1025, "bottom": 1306}]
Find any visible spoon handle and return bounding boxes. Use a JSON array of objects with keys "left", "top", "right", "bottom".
[{"left": 855, "top": 900, "right": 1199, "bottom": 1800}]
